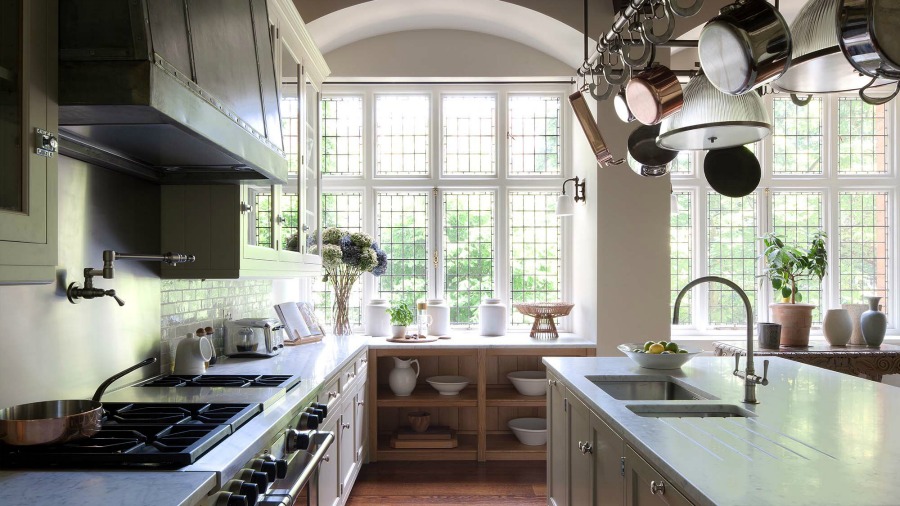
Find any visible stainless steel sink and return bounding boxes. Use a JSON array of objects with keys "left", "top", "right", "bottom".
[
  {"left": 589, "top": 378, "right": 711, "bottom": 401},
  {"left": 627, "top": 403, "right": 756, "bottom": 418}
]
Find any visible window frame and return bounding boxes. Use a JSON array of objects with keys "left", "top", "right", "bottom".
[
  {"left": 672, "top": 93, "right": 900, "bottom": 337},
  {"left": 318, "top": 83, "right": 573, "bottom": 332}
]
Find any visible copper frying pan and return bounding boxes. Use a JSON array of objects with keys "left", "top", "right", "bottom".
[{"left": 0, "top": 357, "right": 156, "bottom": 445}]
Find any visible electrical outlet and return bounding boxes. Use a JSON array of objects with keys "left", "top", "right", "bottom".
[{"left": 224, "top": 308, "right": 234, "bottom": 321}]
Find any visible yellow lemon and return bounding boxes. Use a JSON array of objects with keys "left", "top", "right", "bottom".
[{"left": 648, "top": 343, "right": 665, "bottom": 354}]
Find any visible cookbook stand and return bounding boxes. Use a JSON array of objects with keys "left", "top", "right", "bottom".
[{"left": 276, "top": 301, "right": 325, "bottom": 345}]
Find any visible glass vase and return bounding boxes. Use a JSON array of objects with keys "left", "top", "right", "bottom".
[{"left": 331, "top": 289, "right": 353, "bottom": 337}]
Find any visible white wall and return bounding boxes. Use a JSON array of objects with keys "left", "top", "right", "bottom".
[{"left": 323, "top": 29, "right": 573, "bottom": 78}]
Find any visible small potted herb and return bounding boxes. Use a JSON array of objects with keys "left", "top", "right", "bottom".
[
  {"left": 386, "top": 302, "right": 414, "bottom": 339},
  {"left": 759, "top": 230, "right": 827, "bottom": 346}
]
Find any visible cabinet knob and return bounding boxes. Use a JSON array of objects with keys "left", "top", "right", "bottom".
[
  {"left": 650, "top": 480, "right": 665, "bottom": 495},
  {"left": 548, "top": 379, "right": 557, "bottom": 386},
  {"left": 357, "top": 401, "right": 365, "bottom": 407},
  {"left": 328, "top": 391, "right": 338, "bottom": 399},
  {"left": 342, "top": 422, "right": 351, "bottom": 429},
  {"left": 240, "top": 202, "right": 252, "bottom": 214},
  {"left": 322, "top": 454, "right": 331, "bottom": 463},
  {"left": 578, "top": 441, "right": 592, "bottom": 455}
]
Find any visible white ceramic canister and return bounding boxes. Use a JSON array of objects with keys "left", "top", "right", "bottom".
[
  {"left": 427, "top": 299, "right": 451, "bottom": 336},
  {"left": 479, "top": 298, "right": 507, "bottom": 336},
  {"left": 365, "top": 298, "right": 392, "bottom": 337}
]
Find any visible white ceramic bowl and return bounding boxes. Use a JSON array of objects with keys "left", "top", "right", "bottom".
[
  {"left": 426, "top": 376, "right": 470, "bottom": 395},
  {"left": 507, "top": 371, "right": 547, "bottom": 396},
  {"left": 618, "top": 343, "right": 702, "bottom": 370},
  {"left": 508, "top": 417, "right": 547, "bottom": 446}
]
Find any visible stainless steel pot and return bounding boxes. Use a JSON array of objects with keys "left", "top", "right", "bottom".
[
  {"left": 699, "top": 0, "right": 792, "bottom": 95},
  {"left": 625, "top": 65, "right": 683, "bottom": 125},
  {"left": 0, "top": 357, "right": 156, "bottom": 446},
  {"left": 838, "top": 0, "right": 900, "bottom": 104},
  {"left": 569, "top": 91, "right": 619, "bottom": 166}
]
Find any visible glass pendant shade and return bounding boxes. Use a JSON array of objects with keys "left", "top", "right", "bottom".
[
  {"left": 657, "top": 73, "right": 771, "bottom": 151},
  {"left": 556, "top": 194, "right": 575, "bottom": 217},
  {"left": 772, "top": 0, "right": 894, "bottom": 93}
]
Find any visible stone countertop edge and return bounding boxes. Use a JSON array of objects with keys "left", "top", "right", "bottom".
[
  {"left": 367, "top": 332, "right": 594, "bottom": 349},
  {"left": 542, "top": 355, "right": 900, "bottom": 506},
  {"left": 0, "top": 335, "right": 371, "bottom": 506}
]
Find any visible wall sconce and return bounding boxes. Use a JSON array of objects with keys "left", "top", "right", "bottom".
[{"left": 556, "top": 176, "right": 586, "bottom": 217}]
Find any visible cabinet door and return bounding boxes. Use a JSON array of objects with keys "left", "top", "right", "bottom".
[
  {"left": 547, "top": 373, "right": 567, "bottom": 506},
  {"left": 354, "top": 383, "right": 367, "bottom": 463},
  {"left": 624, "top": 445, "right": 693, "bottom": 506},
  {"left": 567, "top": 393, "right": 594, "bottom": 506},
  {"left": 592, "top": 413, "right": 624, "bottom": 506},
  {"left": 317, "top": 418, "right": 340, "bottom": 506},
  {"left": 338, "top": 399, "right": 355, "bottom": 497},
  {"left": 0, "top": 0, "right": 58, "bottom": 284},
  {"left": 243, "top": 182, "right": 279, "bottom": 261}
]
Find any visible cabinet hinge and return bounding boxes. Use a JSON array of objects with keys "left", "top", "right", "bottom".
[{"left": 620, "top": 456, "right": 626, "bottom": 476}]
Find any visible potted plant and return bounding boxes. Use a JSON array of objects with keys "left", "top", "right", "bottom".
[
  {"left": 759, "top": 230, "right": 827, "bottom": 346},
  {"left": 386, "top": 302, "right": 414, "bottom": 339}
]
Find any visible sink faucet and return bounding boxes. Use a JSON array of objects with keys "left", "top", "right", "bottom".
[{"left": 673, "top": 276, "right": 769, "bottom": 404}]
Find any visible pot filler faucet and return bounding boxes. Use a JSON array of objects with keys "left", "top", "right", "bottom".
[
  {"left": 66, "top": 250, "right": 195, "bottom": 306},
  {"left": 673, "top": 276, "right": 769, "bottom": 404}
]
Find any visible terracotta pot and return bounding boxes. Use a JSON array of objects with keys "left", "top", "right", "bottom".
[{"left": 770, "top": 303, "right": 816, "bottom": 346}]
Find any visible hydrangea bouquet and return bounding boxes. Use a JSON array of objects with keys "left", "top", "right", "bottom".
[{"left": 321, "top": 227, "right": 388, "bottom": 335}]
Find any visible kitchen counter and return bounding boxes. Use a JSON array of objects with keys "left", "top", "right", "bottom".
[
  {"left": 543, "top": 356, "right": 900, "bottom": 505},
  {"left": 0, "top": 335, "right": 370, "bottom": 506}
]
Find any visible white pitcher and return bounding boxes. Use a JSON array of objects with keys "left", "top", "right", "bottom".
[{"left": 388, "top": 357, "right": 419, "bottom": 396}]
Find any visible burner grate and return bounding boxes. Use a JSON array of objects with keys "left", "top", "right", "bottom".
[{"left": 141, "top": 374, "right": 299, "bottom": 389}]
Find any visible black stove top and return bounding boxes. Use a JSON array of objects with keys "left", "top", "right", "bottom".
[
  {"left": 0, "top": 402, "right": 260, "bottom": 468},
  {"left": 141, "top": 374, "right": 299, "bottom": 389}
]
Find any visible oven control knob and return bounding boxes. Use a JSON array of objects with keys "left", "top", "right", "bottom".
[
  {"left": 285, "top": 429, "right": 311, "bottom": 452},
  {"left": 297, "top": 411, "right": 319, "bottom": 431},
  {"left": 211, "top": 491, "right": 249, "bottom": 506},
  {"left": 224, "top": 479, "right": 258, "bottom": 506},
  {"left": 262, "top": 454, "right": 289, "bottom": 479},
  {"left": 238, "top": 468, "right": 269, "bottom": 493},
  {"left": 250, "top": 458, "right": 278, "bottom": 482},
  {"left": 312, "top": 402, "right": 329, "bottom": 418},
  {"left": 305, "top": 407, "right": 324, "bottom": 423}
]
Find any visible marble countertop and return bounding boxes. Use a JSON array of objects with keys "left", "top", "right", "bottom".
[
  {"left": 0, "top": 335, "right": 370, "bottom": 506},
  {"left": 368, "top": 331, "right": 594, "bottom": 349},
  {"left": 543, "top": 356, "right": 900, "bottom": 506}
]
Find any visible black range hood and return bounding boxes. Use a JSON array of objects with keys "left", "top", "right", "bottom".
[{"left": 58, "top": 0, "right": 287, "bottom": 184}]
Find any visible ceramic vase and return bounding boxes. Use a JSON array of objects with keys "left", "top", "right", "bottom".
[
  {"left": 388, "top": 357, "right": 419, "bottom": 396},
  {"left": 842, "top": 303, "right": 868, "bottom": 345},
  {"left": 822, "top": 309, "right": 852, "bottom": 346},
  {"left": 365, "top": 299, "right": 391, "bottom": 337},
  {"left": 426, "top": 299, "right": 451, "bottom": 336},
  {"left": 770, "top": 303, "right": 815, "bottom": 346},
  {"left": 860, "top": 296, "right": 887, "bottom": 347},
  {"left": 479, "top": 298, "right": 507, "bottom": 336}
]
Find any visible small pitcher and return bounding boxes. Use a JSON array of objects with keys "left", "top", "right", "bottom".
[{"left": 388, "top": 357, "right": 420, "bottom": 396}]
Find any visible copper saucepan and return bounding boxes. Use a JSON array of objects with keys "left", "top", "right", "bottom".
[
  {"left": 625, "top": 65, "right": 683, "bottom": 126},
  {"left": 0, "top": 357, "right": 157, "bottom": 446}
]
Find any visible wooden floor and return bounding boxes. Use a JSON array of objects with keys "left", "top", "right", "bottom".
[{"left": 345, "top": 460, "right": 547, "bottom": 505}]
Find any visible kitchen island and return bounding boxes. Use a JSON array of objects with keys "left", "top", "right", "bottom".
[{"left": 543, "top": 355, "right": 900, "bottom": 505}]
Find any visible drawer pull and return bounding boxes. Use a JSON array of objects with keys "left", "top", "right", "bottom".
[
  {"left": 322, "top": 455, "right": 330, "bottom": 463},
  {"left": 342, "top": 422, "right": 351, "bottom": 429},
  {"left": 357, "top": 401, "right": 365, "bottom": 407},
  {"left": 361, "top": 358, "right": 368, "bottom": 364},
  {"left": 548, "top": 379, "right": 557, "bottom": 386},
  {"left": 578, "top": 442, "right": 592, "bottom": 455},
  {"left": 650, "top": 480, "right": 665, "bottom": 495},
  {"left": 328, "top": 391, "right": 338, "bottom": 399}
]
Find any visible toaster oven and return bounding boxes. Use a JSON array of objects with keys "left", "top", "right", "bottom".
[{"left": 224, "top": 318, "right": 285, "bottom": 358}]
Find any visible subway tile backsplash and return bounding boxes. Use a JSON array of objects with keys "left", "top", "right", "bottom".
[{"left": 160, "top": 279, "right": 275, "bottom": 372}]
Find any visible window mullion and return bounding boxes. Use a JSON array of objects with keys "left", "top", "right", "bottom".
[
  {"left": 497, "top": 92, "right": 510, "bottom": 304},
  {"left": 696, "top": 167, "right": 710, "bottom": 332}
]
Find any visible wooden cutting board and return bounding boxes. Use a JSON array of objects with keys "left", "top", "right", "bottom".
[
  {"left": 394, "top": 426, "right": 453, "bottom": 440},
  {"left": 385, "top": 336, "right": 440, "bottom": 343},
  {"left": 390, "top": 431, "right": 458, "bottom": 449}
]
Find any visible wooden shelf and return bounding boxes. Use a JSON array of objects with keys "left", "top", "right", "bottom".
[
  {"left": 376, "top": 433, "right": 477, "bottom": 461},
  {"left": 377, "top": 386, "right": 478, "bottom": 407},
  {"left": 485, "top": 433, "right": 546, "bottom": 460},
  {"left": 486, "top": 386, "right": 546, "bottom": 407}
]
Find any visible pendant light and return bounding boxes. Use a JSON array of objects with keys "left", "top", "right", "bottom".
[
  {"left": 656, "top": 73, "right": 771, "bottom": 151},
  {"left": 772, "top": 0, "right": 894, "bottom": 94}
]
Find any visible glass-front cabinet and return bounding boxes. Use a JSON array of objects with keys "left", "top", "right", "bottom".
[
  {"left": 0, "top": 0, "right": 58, "bottom": 284},
  {"left": 159, "top": 0, "right": 328, "bottom": 279}
]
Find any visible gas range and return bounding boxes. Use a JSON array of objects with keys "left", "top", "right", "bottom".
[
  {"left": 141, "top": 374, "right": 300, "bottom": 389},
  {"left": 0, "top": 402, "right": 261, "bottom": 468}
]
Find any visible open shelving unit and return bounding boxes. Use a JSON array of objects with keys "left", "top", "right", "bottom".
[{"left": 367, "top": 342, "right": 594, "bottom": 462}]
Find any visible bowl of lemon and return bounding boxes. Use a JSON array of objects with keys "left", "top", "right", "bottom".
[{"left": 617, "top": 341, "right": 701, "bottom": 370}]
